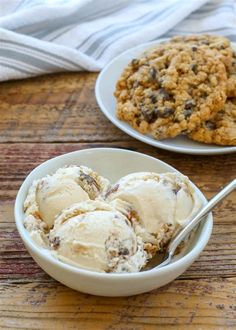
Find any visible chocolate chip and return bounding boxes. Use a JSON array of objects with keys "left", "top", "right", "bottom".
[
  {"left": 105, "top": 184, "right": 119, "bottom": 198},
  {"left": 184, "top": 99, "right": 196, "bottom": 110},
  {"left": 80, "top": 173, "right": 100, "bottom": 190},
  {"left": 192, "top": 46, "right": 198, "bottom": 51},
  {"left": 201, "top": 40, "right": 210, "bottom": 45},
  {"left": 201, "top": 91, "right": 208, "bottom": 99},
  {"left": 154, "top": 108, "right": 174, "bottom": 118},
  {"left": 159, "top": 88, "right": 173, "bottom": 101},
  {"left": 150, "top": 94, "right": 157, "bottom": 103},
  {"left": 119, "top": 247, "right": 129, "bottom": 256},
  {"left": 172, "top": 187, "right": 180, "bottom": 195},
  {"left": 131, "top": 58, "right": 139, "bottom": 67},
  {"left": 205, "top": 121, "right": 216, "bottom": 130},
  {"left": 51, "top": 236, "right": 60, "bottom": 249},
  {"left": 150, "top": 67, "right": 157, "bottom": 80},
  {"left": 183, "top": 109, "right": 193, "bottom": 117},
  {"left": 141, "top": 106, "right": 157, "bottom": 123},
  {"left": 190, "top": 63, "right": 198, "bottom": 74},
  {"left": 219, "top": 45, "right": 226, "bottom": 50},
  {"left": 162, "top": 107, "right": 174, "bottom": 117},
  {"left": 162, "top": 179, "right": 169, "bottom": 186},
  {"left": 154, "top": 109, "right": 162, "bottom": 118},
  {"left": 232, "top": 61, "right": 236, "bottom": 67},
  {"left": 121, "top": 267, "right": 128, "bottom": 272}
]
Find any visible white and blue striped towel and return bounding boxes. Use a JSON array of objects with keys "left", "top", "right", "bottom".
[{"left": 0, "top": 0, "right": 236, "bottom": 82}]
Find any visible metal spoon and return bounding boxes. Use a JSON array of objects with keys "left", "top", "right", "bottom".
[{"left": 151, "top": 178, "right": 236, "bottom": 270}]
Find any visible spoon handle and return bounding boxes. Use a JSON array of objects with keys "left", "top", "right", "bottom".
[{"left": 167, "top": 178, "right": 236, "bottom": 258}]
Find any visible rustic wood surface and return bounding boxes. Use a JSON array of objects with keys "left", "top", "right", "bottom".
[{"left": 0, "top": 72, "right": 235, "bottom": 329}]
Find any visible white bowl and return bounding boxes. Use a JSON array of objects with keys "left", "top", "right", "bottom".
[
  {"left": 15, "top": 148, "right": 213, "bottom": 296},
  {"left": 95, "top": 39, "right": 236, "bottom": 155}
]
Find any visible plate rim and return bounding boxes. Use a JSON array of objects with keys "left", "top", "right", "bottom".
[{"left": 95, "top": 39, "right": 236, "bottom": 155}]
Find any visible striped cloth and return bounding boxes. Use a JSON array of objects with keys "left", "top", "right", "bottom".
[{"left": 0, "top": 0, "right": 236, "bottom": 82}]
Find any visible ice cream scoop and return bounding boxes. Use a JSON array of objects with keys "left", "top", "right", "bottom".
[
  {"left": 24, "top": 165, "right": 110, "bottom": 229},
  {"left": 49, "top": 200, "right": 147, "bottom": 273},
  {"left": 106, "top": 172, "right": 202, "bottom": 250}
]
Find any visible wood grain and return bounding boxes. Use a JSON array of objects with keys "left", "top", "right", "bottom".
[
  {"left": 0, "top": 73, "right": 128, "bottom": 143},
  {"left": 0, "top": 142, "right": 235, "bottom": 200},
  {"left": 0, "top": 72, "right": 235, "bottom": 329},
  {"left": 1, "top": 279, "right": 236, "bottom": 329}
]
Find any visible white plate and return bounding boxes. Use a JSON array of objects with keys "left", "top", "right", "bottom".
[{"left": 95, "top": 39, "right": 236, "bottom": 155}]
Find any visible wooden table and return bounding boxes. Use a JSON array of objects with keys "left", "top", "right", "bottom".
[{"left": 0, "top": 72, "right": 236, "bottom": 329}]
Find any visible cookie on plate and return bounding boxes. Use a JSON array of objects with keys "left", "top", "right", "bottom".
[
  {"left": 169, "top": 35, "right": 236, "bottom": 98},
  {"left": 226, "top": 51, "right": 236, "bottom": 97},
  {"left": 178, "top": 35, "right": 236, "bottom": 100},
  {"left": 188, "top": 99, "right": 236, "bottom": 145},
  {"left": 115, "top": 45, "right": 227, "bottom": 140},
  {"left": 169, "top": 35, "right": 233, "bottom": 70}
]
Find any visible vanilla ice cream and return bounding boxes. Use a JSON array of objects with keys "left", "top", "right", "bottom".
[
  {"left": 49, "top": 200, "right": 147, "bottom": 273},
  {"left": 106, "top": 172, "right": 202, "bottom": 250},
  {"left": 23, "top": 214, "right": 49, "bottom": 247},
  {"left": 23, "top": 165, "right": 202, "bottom": 273},
  {"left": 24, "top": 165, "right": 110, "bottom": 231}
]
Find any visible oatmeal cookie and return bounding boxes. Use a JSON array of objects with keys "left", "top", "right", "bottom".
[
  {"left": 115, "top": 45, "right": 227, "bottom": 139},
  {"left": 169, "top": 35, "right": 236, "bottom": 100},
  {"left": 170, "top": 35, "right": 236, "bottom": 98},
  {"left": 169, "top": 35, "right": 233, "bottom": 69},
  {"left": 226, "top": 51, "right": 236, "bottom": 97},
  {"left": 188, "top": 99, "right": 236, "bottom": 145}
]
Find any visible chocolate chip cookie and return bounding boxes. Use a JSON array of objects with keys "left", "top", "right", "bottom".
[
  {"left": 115, "top": 44, "right": 227, "bottom": 139},
  {"left": 188, "top": 99, "right": 236, "bottom": 145},
  {"left": 169, "top": 35, "right": 233, "bottom": 69},
  {"left": 226, "top": 51, "right": 236, "bottom": 97},
  {"left": 170, "top": 35, "right": 236, "bottom": 98}
]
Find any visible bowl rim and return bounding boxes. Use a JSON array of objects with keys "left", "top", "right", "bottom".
[{"left": 14, "top": 147, "right": 213, "bottom": 280}]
